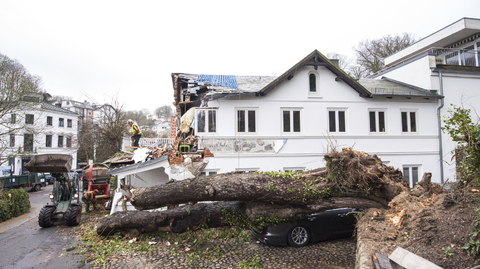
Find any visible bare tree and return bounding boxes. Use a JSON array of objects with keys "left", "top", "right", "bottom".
[
  {"left": 124, "top": 110, "right": 154, "bottom": 126},
  {"left": 352, "top": 33, "right": 417, "bottom": 77},
  {"left": 327, "top": 52, "right": 352, "bottom": 72},
  {"left": 76, "top": 121, "right": 95, "bottom": 164},
  {"left": 141, "top": 129, "right": 157, "bottom": 138},
  {"left": 76, "top": 96, "right": 126, "bottom": 163},
  {"left": 0, "top": 53, "right": 45, "bottom": 164},
  {"left": 347, "top": 65, "right": 367, "bottom": 80},
  {"left": 95, "top": 98, "right": 126, "bottom": 162},
  {"left": 154, "top": 105, "right": 174, "bottom": 119}
]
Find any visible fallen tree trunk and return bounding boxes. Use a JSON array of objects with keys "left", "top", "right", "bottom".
[
  {"left": 131, "top": 148, "right": 405, "bottom": 210},
  {"left": 98, "top": 148, "right": 407, "bottom": 235},
  {"left": 97, "top": 201, "right": 244, "bottom": 236},
  {"left": 97, "top": 197, "right": 386, "bottom": 236}
]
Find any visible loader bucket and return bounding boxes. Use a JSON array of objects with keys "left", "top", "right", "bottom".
[{"left": 24, "top": 154, "right": 72, "bottom": 173}]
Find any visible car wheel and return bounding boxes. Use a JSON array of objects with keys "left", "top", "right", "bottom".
[{"left": 288, "top": 226, "right": 310, "bottom": 247}]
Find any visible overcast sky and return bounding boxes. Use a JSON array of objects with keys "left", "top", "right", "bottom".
[{"left": 1, "top": 0, "right": 479, "bottom": 113}]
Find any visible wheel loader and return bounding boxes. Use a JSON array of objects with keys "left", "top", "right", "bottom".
[{"left": 24, "top": 154, "right": 82, "bottom": 227}]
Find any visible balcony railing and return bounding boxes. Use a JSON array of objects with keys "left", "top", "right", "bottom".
[
  {"left": 433, "top": 47, "right": 480, "bottom": 67},
  {"left": 122, "top": 137, "right": 174, "bottom": 151}
]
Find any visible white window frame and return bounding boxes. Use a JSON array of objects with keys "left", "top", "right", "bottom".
[
  {"left": 58, "top": 135, "right": 64, "bottom": 148},
  {"left": 195, "top": 108, "right": 217, "bottom": 134},
  {"left": 9, "top": 134, "right": 15, "bottom": 147},
  {"left": 46, "top": 116, "right": 53, "bottom": 126},
  {"left": 46, "top": 135, "right": 52, "bottom": 148},
  {"left": 403, "top": 165, "right": 421, "bottom": 188},
  {"left": 284, "top": 167, "right": 305, "bottom": 172},
  {"left": 25, "top": 114, "right": 34, "bottom": 124},
  {"left": 308, "top": 71, "right": 322, "bottom": 98},
  {"left": 235, "top": 168, "right": 259, "bottom": 173},
  {"left": 308, "top": 71, "right": 318, "bottom": 92},
  {"left": 200, "top": 170, "right": 219, "bottom": 176},
  {"left": 282, "top": 108, "right": 302, "bottom": 134},
  {"left": 369, "top": 109, "right": 387, "bottom": 133},
  {"left": 236, "top": 108, "right": 257, "bottom": 134},
  {"left": 328, "top": 108, "right": 347, "bottom": 133},
  {"left": 401, "top": 110, "right": 418, "bottom": 133}
]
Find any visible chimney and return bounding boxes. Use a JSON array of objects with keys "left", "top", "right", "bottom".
[{"left": 330, "top": 59, "right": 339, "bottom": 66}]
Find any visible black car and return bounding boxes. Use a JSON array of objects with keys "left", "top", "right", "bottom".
[
  {"left": 251, "top": 208, "right": 361, "bottom": 247},
  {"left": 44, "top": 173, "right": 54, "bottom": 185}
]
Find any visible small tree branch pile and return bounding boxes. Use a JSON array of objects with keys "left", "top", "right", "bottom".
[{"left": 97, "top": 148, "right": 407, "bottom": 236}]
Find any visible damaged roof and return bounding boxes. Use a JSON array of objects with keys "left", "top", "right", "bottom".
[
  {"left": 359, "top": 77, "right": 443, "bottom": 99},
  {"left": 108, "top": 155, "right": 168, "bottom": 175},
  {"left": 172, "top": 50, "right": 373, "bottom": 100},
  {"left": 173, "top": 73, "right": 277, "bottom": 96}
]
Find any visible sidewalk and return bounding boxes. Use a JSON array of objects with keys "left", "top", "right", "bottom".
[{"left": 0, "top": 203, "right": 42, "bottom": 234}]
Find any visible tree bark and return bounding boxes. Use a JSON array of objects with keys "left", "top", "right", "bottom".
[{"left": 97, "top": 201, "right": 243, "bottom": 236}]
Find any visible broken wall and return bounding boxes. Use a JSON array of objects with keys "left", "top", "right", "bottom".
[{"left": 198, "top": 138, "right": 286, "bottom": 154}]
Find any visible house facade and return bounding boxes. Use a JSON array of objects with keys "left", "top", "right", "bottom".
[
  {"left": 1, "top": 97, "right": 80, "bottom": 175},
  {"left": 58, "top": 99, "right": 106, "bottom": 125},
  {"left": 172, "top": 50, "right": 443, "bottom": 187},
  {"left": 372, "top": 17, "right": 480, "bottom": 184}
]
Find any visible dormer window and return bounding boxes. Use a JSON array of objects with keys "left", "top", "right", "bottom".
[{"left": 309, "top": 73, "right": 316, "bottom": 92}]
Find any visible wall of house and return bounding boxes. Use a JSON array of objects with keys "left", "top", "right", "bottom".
[
  {"left": 434, "top": 72, "right": 480, "bottom": 182},
  {"left": 376, "top": 56, "right": 480, "bottom": 183},
  {"left": 376, "top": 55, "right": 435, "bottom": 90},
  {"left": 196, "top": 65, "right": 443, "bottom": 184},
  {"left": 5, "top": 108, "right": 79, "bottom": 174},
  {"left": 123, "top": 166, "right": 169, "bottom": 188}
]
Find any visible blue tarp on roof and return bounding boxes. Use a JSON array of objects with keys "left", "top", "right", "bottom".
[{"left": 196, "top": 75, "right": 239, "bottom": 90}]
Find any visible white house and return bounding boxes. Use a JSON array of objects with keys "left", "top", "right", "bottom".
[
  {"left": 371, "top": 17, "right": 480, "bottom": 184},
  {"left": 172, "top": 49, "right": 443, "bottom": 187},
  {"left": 151, "top": 116, "right": 173, "bottom": 136},
  {"left": 1, "top": 96, "right": 80, "bottom": 175}
]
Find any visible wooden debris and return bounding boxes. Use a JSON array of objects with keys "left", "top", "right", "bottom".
[{"left": 386, "top": 209, "right": 405, "bottom": 227}]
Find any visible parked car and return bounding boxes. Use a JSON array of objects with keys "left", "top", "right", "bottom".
[
  {"left": 44, "top": 173, "right": 54, "bottom": 185},
  {"left": 251, "top": 208, "right": 362, "bottom": 247}
]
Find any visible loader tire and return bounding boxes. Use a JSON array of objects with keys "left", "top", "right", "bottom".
[
  {"left": 64, "top": 205, "right": 82, "bottom": 226},
  {"left": 38, "top": 207, "right": 56, "bottom": 228}
]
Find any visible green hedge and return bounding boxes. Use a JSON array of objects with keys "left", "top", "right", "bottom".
[{"left": 0, "top": 189, "right": 31, "bottom": 222}]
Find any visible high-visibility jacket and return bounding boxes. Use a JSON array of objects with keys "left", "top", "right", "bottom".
[
  {"left": 84, "top": 191, "right": 96, "bottom": 200},
  {"left": 131, "top": 123, "right": 142, "bottom": 136}
]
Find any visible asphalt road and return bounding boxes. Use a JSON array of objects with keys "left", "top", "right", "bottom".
[{"left": 0, "top": 185, "right": 89, "bottom": 269}]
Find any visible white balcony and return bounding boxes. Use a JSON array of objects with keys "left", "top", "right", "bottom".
[{"left": 433, "top": 47, "right": 479, "bottom": 67}]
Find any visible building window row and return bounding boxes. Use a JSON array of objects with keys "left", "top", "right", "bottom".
[
  {"left": 194, "top": 108, "right": 418, "bottom": 134},
  {"left": 46, "top": 116, "right": 74, "bottom": 128},
  {"left": 45, "top": 135, "right": 72, "bottom": 148}
]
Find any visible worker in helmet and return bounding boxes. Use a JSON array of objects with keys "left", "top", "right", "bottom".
[
  {"left": 82, "top": 189, "right": 99, "bottom": 212},
  {"left": 127, "top": 119, "right": 142, "bottom": 147}
]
